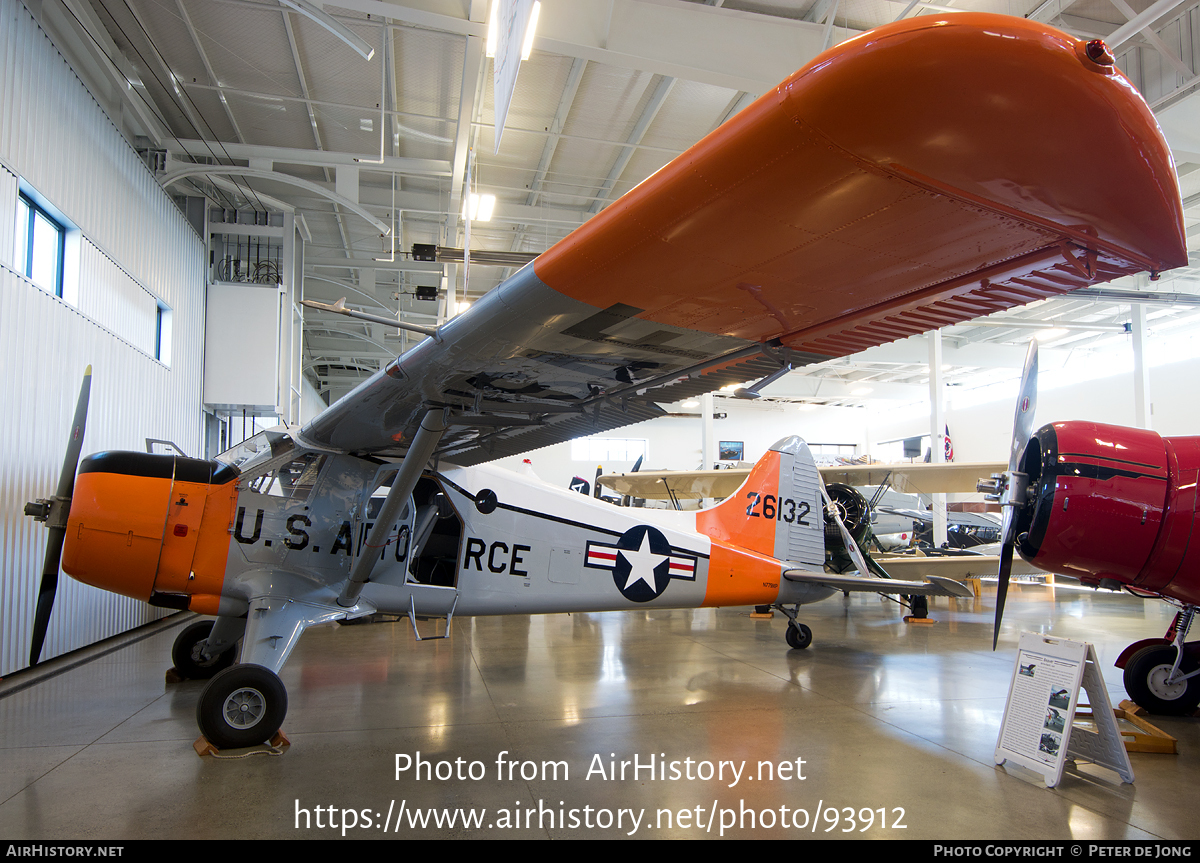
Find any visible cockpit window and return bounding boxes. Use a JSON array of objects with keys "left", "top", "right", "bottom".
[
  {"left": 247, "top": 453, "right": 327, "bottom": 500},
  {"left": 216, "top": 429, "right": 295, "bottom": 475}
]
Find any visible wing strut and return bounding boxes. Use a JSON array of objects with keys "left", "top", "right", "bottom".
[{"left": 338, "top": 409, "right": 447, "bottom": 607}]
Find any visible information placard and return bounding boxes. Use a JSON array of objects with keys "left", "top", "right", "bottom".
[{"left": 994, "top": 632, "right": 1133, "bottom": 788}]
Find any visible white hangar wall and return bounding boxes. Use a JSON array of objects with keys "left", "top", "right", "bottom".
[
  {"left": 866, "top": 353, "right": 1200, "bottom": 465},
  {"left": 0, "top": 0, "right": 206, "bottom": 675}
]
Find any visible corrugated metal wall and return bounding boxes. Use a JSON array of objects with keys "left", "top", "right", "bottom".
[{"left": 0, "top": 0, "right": 206, "bottom": 676}]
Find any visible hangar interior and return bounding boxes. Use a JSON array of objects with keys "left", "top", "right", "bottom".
[{"left": 3, "top": 0, "right": 1200, "bottom": 841}]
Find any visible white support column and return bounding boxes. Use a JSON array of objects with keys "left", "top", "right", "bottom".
[
  {"left": 1132, "top": 304, "right": 1151, "bottom": 429},
  {"left": 928, "top": 332, "right": 948, "bottom": 548},
  {"left": 701, "top": 392, "right": 715, "bottom": 470}
]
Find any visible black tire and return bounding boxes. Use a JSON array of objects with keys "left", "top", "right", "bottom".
[
  {"left": 909, "top": 596, "right": 929, "bottom": 619},
  {"left": 197, "top": 664, "right": 288, "bottom": 749},
  {"left": 172, "top": 620, "right": 236, "bottom": 679},
  {"left": 786, "top": 622, "right": 813, "bottom": 650},
  {"left": 1123, "top": 645, "right": 1200, "bottom": 715}
]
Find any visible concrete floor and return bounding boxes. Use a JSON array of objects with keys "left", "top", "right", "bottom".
[{"left": 1, "top": 582, "right": 1198, "bottom": 840}]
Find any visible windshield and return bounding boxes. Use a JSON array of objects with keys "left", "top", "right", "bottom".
[{"left": 215, "top": 428, "right": 295, "bottom": 475}]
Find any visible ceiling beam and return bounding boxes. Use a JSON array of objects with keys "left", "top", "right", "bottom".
[
  {"left": 1107, "top": 0, "right": 1191, "bottom": 48},
  {"left": 1109, "top": 0, "right": 1195, "bottom": 80},
  {"left": 589, "top": 73, "right": 675, "bottom": 214},
  {"left": 161, "top": 164, "right": 391, "bottom": 233},
  {"left": 324, "top": 0, "right": 854, "bottom": 92},
  {"left": 169, "top": 140, "right": 450, "bottom": 176},
  {"left": 175, "top": 0, "right": 245, "bottom": 143}
]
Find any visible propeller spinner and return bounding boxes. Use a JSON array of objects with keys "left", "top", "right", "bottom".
[
  {"left": 979, "top": 342, "right": 1038, "bottom": 649},
  {"left": 24, "top": 366, "right": 91, "bottom": 666}
]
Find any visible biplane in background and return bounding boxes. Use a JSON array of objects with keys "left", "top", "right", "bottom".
[
  {"left": 598, "top": 458, "right": 1044, "bottom": 612},
  {"left": 23, "top": 14, "right": 1186, "bottom": 747}
]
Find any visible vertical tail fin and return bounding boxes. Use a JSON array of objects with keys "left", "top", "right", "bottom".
[{"left": 696, "top": 436, "right": 825, "bottom": 567}]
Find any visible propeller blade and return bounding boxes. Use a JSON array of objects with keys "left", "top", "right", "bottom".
[
  {"left": 992, "top": 341, "right": 1036, "bottom": 650},
  {"left": 29, "top": 366, "right": 91, "bottom": 666},
  {"left": 29, "top": 529, "right": 67, "bottom": 667},
  {"left": 992, "top": 541, "right": 1015, "bottom": 650},
  {"left": 1008, "top": 340, "right": 1039, "bottom": 475}
]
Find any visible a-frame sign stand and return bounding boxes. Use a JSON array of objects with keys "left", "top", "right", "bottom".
[{"left": 995, "top": 632, "right": 1133, "bottom": 788}]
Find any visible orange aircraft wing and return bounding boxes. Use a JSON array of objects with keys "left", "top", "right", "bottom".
[{"left": 299, "top": 14, "right": 1184, "bottom": 464}]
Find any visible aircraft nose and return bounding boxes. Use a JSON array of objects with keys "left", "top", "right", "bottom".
[{"left": 62, "top": 453, "right": 169, "bottom": 601}]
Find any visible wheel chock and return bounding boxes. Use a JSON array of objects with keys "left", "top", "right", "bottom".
[
  {"left": 1070, "top": 701, "right": 1178, "bottom": 754},
  {"left": 193, "top": 730, "right": 290, "bottom": 758},
  {"left": 165, "top": 667, "right": 185, "bottom": 684},
  {"left": 194, "top": 736, "right": 219, "bottom": 757},
  {"left": 904, "top": 616, "right": 936, "bottom": 625}
]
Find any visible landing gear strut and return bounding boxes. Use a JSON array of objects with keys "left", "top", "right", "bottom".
[
  {"left": 171, "top": 620, "right": 236, "bottom": 679},
  {"left": 1123, "top": 605, "right": 1200, "bottom": 715}
]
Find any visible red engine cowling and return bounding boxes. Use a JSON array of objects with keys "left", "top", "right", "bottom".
[{"left": 1015, "top": 421, "right": 1200, "bottom": 603}]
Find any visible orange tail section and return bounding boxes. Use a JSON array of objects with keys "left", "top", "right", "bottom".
[{"left": 696, "top": 437, "right": 825, "bottom": 567}]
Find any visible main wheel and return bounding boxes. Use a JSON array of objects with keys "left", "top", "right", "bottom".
[
  {"left": 1123, "top": 645, "right": 1200, "bottom": 715},
  {"left": 909, "top": 596, "right": 929, "bottom": 619},
  {"left": 172, "top": 620, "right": 236, "bottom": 679},
  {"left": 197, "top": 664, "right": 288, "bottom": 749},
  {"left": 786, "top": 622, "right": 813, "bottom": 650}
]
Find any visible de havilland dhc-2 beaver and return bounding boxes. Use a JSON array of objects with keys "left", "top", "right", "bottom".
[{"left": 22, "top": 14, "right": 1188, "bottom": 748}]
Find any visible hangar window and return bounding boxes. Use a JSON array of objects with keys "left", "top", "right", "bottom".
[
  {"left": 15, "top": 192, "right": 65, "bottom": 297},
  {"left": 156, "top": 303, "right": 172, "bottom": 365},
  {"left": 571, "top": 437, "right": 647, "bottom": 463}
]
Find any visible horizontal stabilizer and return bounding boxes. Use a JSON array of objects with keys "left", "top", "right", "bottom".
[{"left": 783, "top": 568, "right": 974, "bottom": 597}]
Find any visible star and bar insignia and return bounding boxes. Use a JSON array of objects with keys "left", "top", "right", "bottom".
[{"left": 584, "top": 525, "right": 698, "bottom": 603}]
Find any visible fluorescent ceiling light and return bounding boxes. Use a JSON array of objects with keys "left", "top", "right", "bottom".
[
  {"left": 486, "top": 3, "right": 499, "bottom": 57},
  {"left": 462, "top": 193, "right": 496, "bottom": 222},
  {"left": 486, "top": 1, "right": 540, "bottom": 60},
  {"left": 522, "top": 2, "right": 541, "bottom": 60}
]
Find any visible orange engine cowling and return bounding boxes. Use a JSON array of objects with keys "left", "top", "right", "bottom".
[
  {"left": 1014, "top": 421, "right": 1200, "bottom": 604},
  {"left": 62, "top": 451, "right": 239, "bottom": 611}
]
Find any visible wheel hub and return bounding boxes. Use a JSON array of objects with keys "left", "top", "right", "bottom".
[
  {"left": 223, "top": 687, "right": 266, "bottom": 729},
  {"left": 1146, "top": 664, "right": 1187, "bottom": 701}
]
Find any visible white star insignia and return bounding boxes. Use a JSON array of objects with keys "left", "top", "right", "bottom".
[{"left": 618, "top": 531, "right": 669, "bottom": 593}]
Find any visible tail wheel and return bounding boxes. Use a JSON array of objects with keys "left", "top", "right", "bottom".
[
  {"left": 786, "top": 622, "right": 813, "bottom": 650},
  {"left": 1123, "top": 645, "right": 1200, "bottom": 715},
  {"left": 172, "top": 621, "right": 236, "bottom": 679},
  {"left": 197, "top": 664, "right": 288, "bottom": 749}
]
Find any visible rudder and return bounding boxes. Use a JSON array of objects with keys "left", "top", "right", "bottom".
[{"left": 696, "top": 436, "right": 824, "bottom": 567}]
